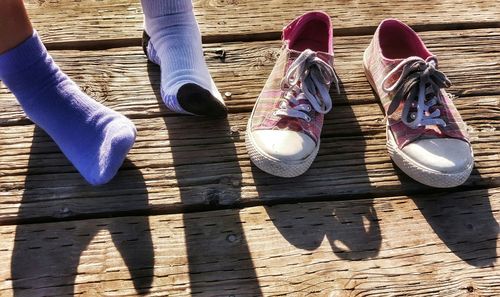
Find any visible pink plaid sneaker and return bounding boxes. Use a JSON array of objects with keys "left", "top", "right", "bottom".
[
  {"left": 363, "top": 19, "right": 474, "bottom": 188},
  {"left": 246, "top": 11, "right": 339, "bottom": 177}
]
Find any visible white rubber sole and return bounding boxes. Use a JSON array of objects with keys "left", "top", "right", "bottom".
[
  {"left": 386, "top": 130, "right": 473, "bottom": 188},
  {"left": 363, "top": 54, "right": 474, "bottom": 188},
  {"left": 245, "top": 121, "right": 319, "bottom": 178}
]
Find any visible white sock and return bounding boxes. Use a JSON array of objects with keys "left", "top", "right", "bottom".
[{"left": 141, "top": 0, "right": 227, "bottom": 117}]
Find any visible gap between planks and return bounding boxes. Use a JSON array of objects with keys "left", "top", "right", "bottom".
[
  {"left": 42, "top": 21, "right": 500, "bottom": 51},
  {"left": 0, "top": 183, "right": 496, "bottom": 228},
  {"left": 25, "top": 0, "right": 500, "bottom": 46},
  {"left": 0, "top": 32, "right": 498, "bottom": 225},
  {"left": 2, "top": 28, "right": 499, "bottom": 127},
  {"left": 0, "top": 187, "right": 498, "bottom": 296},
  {"left": 0, "top": 99, "right": 498, "bottom": 226}
]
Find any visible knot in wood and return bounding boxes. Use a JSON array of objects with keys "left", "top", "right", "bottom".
[
  {"left": 226, "top": 234, "right": 239, "bottom": 243},
  {"left": 230, "top": 126, "right": 240, "bottom": 135},
  {"left": 205, "top": 189, "right": 221, "bottom": 206},
  {"left": 54, "top": 207, "right": 73, "bottom": 219},
  {"left": 231, "top": 178, "right": 241, "bottom": 188},
  {"left": 214, "top": 49, "right": 226, "bottom": 62}
]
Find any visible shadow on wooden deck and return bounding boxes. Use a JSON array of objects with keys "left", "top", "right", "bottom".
[
  {"left": 408, "top": 173, "right": 498, "bottom": 268},
  {"left": 11, "top": 136, "right": 154, "bottom": 296},
  {"left": 255, "top": 78, "right": 382, "bottom": 260},
  {"left": 147, "top": 62, "right": 263, "bottom": 295},
  {"left": 6, "top": 52, "right": 497, "bottom": 296}
]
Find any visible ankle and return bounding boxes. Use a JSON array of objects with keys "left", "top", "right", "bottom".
[
  {"left": 141, "top": 0, "right": 193, "bottom": 19},
  {"left": 144, "top": 9, "right": 198, "bottom": 40}
]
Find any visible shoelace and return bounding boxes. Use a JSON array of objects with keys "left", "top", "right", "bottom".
[
  {"left": 275, "top": 49, "right": 340, "bottom": 122},
  {"left": 382, "top": 56, "right": 452, "bottom": 129}
]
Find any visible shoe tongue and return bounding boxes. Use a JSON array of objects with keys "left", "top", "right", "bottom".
[{"left": 383, "top": 55, "right": 430, "bottom": 87}]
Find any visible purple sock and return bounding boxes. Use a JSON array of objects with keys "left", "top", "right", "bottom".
[{"left": 0, "top": 32, "right": 136, "bottom": 185}]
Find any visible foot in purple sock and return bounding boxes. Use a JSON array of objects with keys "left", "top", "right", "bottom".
[{"left": 0, "top": 32, "right": 136, "bottom": 185}]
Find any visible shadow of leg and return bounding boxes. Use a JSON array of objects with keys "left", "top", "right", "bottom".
[
  {"left": 110, "top": 162, "right": 154, "bottom": 295},
  {"left": 12, "top": 126, "right": 94, "bottom": 297},
  {"left": 11, "top": 224, "right": 95, "bottom": 297},
  {"left": 12, "top": 127, "right": 154, "bottom": 296},
  {"left": 109, "top": 217, "right": 154, "bottom": 294},
  {"left": 147, "top": 61, "right": 262, "bottom": 295}
]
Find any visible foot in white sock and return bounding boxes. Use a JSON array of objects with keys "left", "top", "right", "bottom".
[{"left": 141, "top": 0, "right": 227, "bottom": 117}]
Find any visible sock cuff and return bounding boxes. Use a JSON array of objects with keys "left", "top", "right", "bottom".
[
  {"left": 141, "top": 0, "right": 193, "bottom": 18},
  {"left": 0, "top": 31, "right": 46, "bottom": 78}
]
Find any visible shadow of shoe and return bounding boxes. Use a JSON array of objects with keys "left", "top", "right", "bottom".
[
  {"left": 327, "top": 202, "right": 381, "bottom": 260},
  {"left": 253, "top": 76, "right": 382, "bottom": 260},
  {"left": 366, "top": 57, "right": 499, "bottom": 267},
  {"left": 11, "top": 127, "right": 154, "bottom": 296},
  {"left": 406, "top": 169, "right": 498, "bottom": 267}
]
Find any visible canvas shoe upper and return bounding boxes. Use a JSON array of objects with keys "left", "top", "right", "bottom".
[
  {"left": 246, "top": 11, "right": 339, "bottom": 177},
  {"left": 363, "top": 19, "right": 474, "bottom": 187}
]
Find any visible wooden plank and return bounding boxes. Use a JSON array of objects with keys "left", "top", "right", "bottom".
[
  {"left": 1, "top": 28, "right": 499, "bottom": 126},
  {"left": 0, "top": 188, "right": 498, "bottom": 296},
  {"left": 24, "top": 0, "right": 500, "bottom": 45},
  {"left": 0, "top": 95, "right": 498, "bottom": 223}
]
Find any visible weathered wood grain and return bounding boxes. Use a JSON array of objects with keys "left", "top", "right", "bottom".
[
  {"left": 0, "top": 95, "right": 498, "bottom": 224},
  {"left": 1, "top": 28, "right": 498, "bottom": 126},
  {"left": 24, "top": 0, "right": 500, "bottom": 45},
  {"left": 0, "top": 1, "right": 497, "bottom": 296},
  {"left": 0, "top": 188, "right": 498, "bottom": 296}
]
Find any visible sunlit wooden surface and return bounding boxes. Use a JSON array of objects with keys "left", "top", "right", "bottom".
[{"left": 0, "top": 1, "right": 499, "bottom": 296}]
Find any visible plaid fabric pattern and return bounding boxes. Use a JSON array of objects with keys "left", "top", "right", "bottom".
[
  {"left": 249, "top": 45, "right": 335, "bottom": 144},
  {"left": 364, "top": 28, "right": 469, "bottom": 149}
]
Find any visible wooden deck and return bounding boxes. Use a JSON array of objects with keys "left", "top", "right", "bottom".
[{"left": 0, "top": 1, "right": 499, "bottom": 296}]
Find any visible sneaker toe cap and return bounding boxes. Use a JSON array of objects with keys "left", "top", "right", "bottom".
[
  {"left": 251, "top": 130, "right": 316, "bottom": 162},
  {"left": 402, "top": 138, "right": 473, "bottom": 174}
]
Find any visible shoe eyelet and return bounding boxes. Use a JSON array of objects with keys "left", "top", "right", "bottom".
[
  {"left": 272, "top": 110, "right": 278, "bottom": 117},
  {"left": 409, "top": 112, "right": 417, "bottom": 120},
  {"left": 305, "top": 105, "right": 312, "bottom": 112},
  {"left": 279, "top": 101, "right": 288, "bottom": 109}
]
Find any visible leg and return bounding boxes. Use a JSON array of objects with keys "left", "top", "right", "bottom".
[
  {"left": 0, "top": 1, "right": 136, "bottom": 185},
  {"left": 141, "top": 0, "right": 227, "bottom": 117},
  {"left": 0, "top": 0, "right": 33, "bottom": 54}
]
